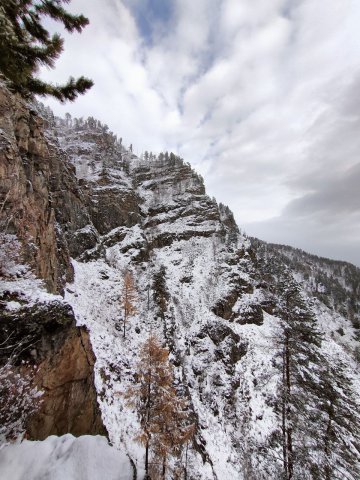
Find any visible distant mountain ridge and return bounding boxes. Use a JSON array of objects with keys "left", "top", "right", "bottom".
[{"left": 251, "top": 238, "right": 360, "bottom": 330}]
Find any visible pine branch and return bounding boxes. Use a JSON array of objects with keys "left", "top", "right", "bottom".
[
  {"left": 0, "top": 0, "right": 93, "bottom": 101},
  {"left": 27, "top": 75, "right": 93, "bottom": 101}
]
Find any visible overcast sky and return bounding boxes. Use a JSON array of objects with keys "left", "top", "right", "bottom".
[{"left": 41, "top": 0, "right": 360, "bottom": 266}]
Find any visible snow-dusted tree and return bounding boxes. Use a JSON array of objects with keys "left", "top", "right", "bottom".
[
  {"left": 271, "top": 270, "right": 360, "bottom": 479},
  {"left": 274, "top": 277, "right": 323, "bottom": 479},
  {"left": 120, "top": 270, "right": 138, "bottom": 338},
  {"left": 0, "top": 232, "right": 22, "bottom": 279},
  {"left": 315, "top": 359, "right": 360, "bottom": 480},
  {"left": 65, "top": 112, "right": 72, "bottom": 127},
  {"left": 0, "top": 0, "right": 93, "bottom": 101},
  {"left": 152, "top": 266, "right": 169, "bottom": 321},
  {"left": 0, "top": 361, "right": 42, "bottom": 443},
  {"left": 126, "top": 335, "right": 194, "bottom": 479},
  {"left": 0, "top": 328, "right": 44, "bottom": 444}
]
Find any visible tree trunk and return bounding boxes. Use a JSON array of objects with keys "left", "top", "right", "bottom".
[
  {"left": 287, "top": 426, "right": 293, "bottom": 480},
  {"left": 184, "top": 441, "right": 189, "bottom": 480},
  {"left": 324, "top": 402, "right": 333, "bottom": 480},
  {"left": 145, "top": 438, "right": 150, "bottom": 479},
  {"left": 162, "top": 454, "right": 166, "bottom": 479},
  {"left": 282, "top": 328, "right": 293, "bottom": 480},
  {"left": 145, "top": 370, "right": 152, "bottom": 478},
  {"left": 282, "top": 341, "right": 288, "bottom": 480},
  {"left": 285, "top": 332, "right": 293, "bottom": 479},
  {"left": 123, "top": 308, "right": 127, "bottom": 338}
]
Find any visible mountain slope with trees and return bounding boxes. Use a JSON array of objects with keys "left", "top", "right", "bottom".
[
  {"left": 251, "top": 239, "right": 360, "bottom": 332},
  {"left": 0, "top": 82, "right": 359, "bottom": 479}
]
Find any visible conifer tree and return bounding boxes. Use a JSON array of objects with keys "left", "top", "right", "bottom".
[
  {"left": 120, "top": 270, "right": 138, "bottom": 338},
  {"left": 315, "top": 359, "right": 360, "bottom": 479},
  {"left": 247, "top": 244, "right": 360, "bottom": 478},
  {"left": 275, "top": 276, "right": 323, "bottom": 479},
  {"left": 126, "top": 335, "right": 194, "bottom": 479},
  {"left": 152, "top": 266, "right": 169, "bottom": 321},
  {"left": 273, "top": 269, "right": 360, "bottom": 479},
  {"left": 0, "top": 0, "right": 93, "bottom": 101}
]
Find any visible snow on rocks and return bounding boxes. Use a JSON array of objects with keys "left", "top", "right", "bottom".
[{"left": 0, "top": 274, "right": 63, "bottom": 307}]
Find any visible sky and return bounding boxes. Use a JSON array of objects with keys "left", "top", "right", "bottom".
[{"left": 40, "top": 0, "right": 360, "bottom": 266}]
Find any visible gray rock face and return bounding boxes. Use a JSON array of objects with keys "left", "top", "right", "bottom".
[{"left": 57, "top": 124, "right": 142, "bottom": 236}]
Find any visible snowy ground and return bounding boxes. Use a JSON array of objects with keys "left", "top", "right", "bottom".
[{"left": 0, "top": 435, "right": 133, "bottom": 480}]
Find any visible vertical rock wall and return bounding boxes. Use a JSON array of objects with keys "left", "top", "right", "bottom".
[
  {"left": 0, "top": 81, "right": 106, "bottom": 439},
  {"left": 28, "top": 325, "right": 107, "bottom": 439},
  {"left": 0, "top": 82, "right": 72, "bottom": 293}
]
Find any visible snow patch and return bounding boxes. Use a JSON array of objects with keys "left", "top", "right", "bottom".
[{"left": 0, "top": 435, "right": 133, "bottom": 480}]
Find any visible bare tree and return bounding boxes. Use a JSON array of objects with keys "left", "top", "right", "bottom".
[
  {"left": 120, "top": 270, "right": 138, "bottom": 338},
  {"left": 0, "top": 330, "right": 43, "bottom": 444},
  {"left": 126, "top": 335, "right": 194, "bottom": 479},
  {"left": 0, "top": 232, "right": 22, "bottom": 278},
  {"left": 0, "top": 362, "right": 42, "bottom": 443}
]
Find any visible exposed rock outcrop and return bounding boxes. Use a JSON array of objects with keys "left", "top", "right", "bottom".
[
  {"left": 0, "top": 294, "right": 106, "bottom": 440},
  {"left": 0, "top": 83, "right": 72, "bottom": 293},
  {"left": 28, "top": 325, "right": 106, "bottom": 440}
]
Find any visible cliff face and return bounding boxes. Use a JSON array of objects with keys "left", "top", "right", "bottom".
[
  {"left": 0, "top": 84, "right": 71, "bottom": 293},
  {"left": 0, "top": 82, "right": 105, "bottom": 440},
  {"left": 1, "top": 82, "right": 359, "bottom": 479},
  {"left": 0, "top": 295, "right": 106, "bottom": 440},
  {"left": 28, "top": 323, "right": 106, "bottom": 440}
]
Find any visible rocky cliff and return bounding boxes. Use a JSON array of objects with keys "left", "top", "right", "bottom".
[
  {"left": 0, "top": 82, "right": 105, "bottom": 441},
  {"left": 1, "top": 81, "right": 359, "bottom": 479}
]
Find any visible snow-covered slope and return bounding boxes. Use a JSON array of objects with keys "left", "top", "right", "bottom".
[{"left": 0, "top": 435, "right": 134, "bottom": 480}]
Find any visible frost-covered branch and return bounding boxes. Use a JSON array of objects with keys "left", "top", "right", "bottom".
[{"left": 0, "top": 361, "right": 43, "bottom": 444}]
